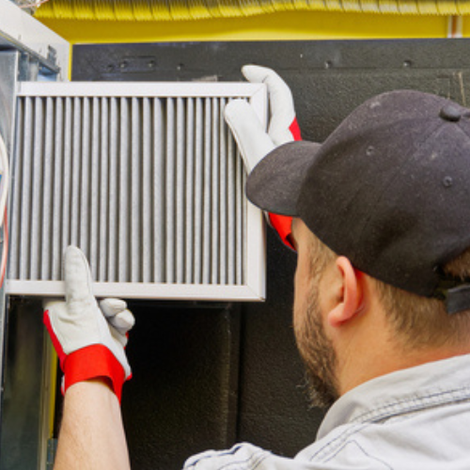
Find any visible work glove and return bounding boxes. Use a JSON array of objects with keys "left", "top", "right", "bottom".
[
  {"left": 224, "top": 65, "right": 302, "bottom": 249},
  {"left": 43, "top": 246, "right": 134, "bottom": 402}
]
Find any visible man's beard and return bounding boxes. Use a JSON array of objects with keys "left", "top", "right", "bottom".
[{"left": 294, "top": 287, "right": 340, "bottom": 409}]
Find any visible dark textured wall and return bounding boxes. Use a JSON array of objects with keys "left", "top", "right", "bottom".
[{"left": 72, "top": 39, "right": 470, "bottom": 470}]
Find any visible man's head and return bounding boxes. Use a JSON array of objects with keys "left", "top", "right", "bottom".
[
  {"left": 290, "top": 217, "right": 470, "bottom": 408},
  {"left": 247, "top": 90, "right": 470, "bottom": 407}
]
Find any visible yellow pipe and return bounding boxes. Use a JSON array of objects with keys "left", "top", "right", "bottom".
[
  {"left": 35, "top": 0, "right": 470, "bottom": 21},
  {"left": 36, "top": 10, "right": 450, "bottom": 44}
]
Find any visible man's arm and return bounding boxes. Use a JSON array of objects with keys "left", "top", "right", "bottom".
[
  {"left": 43, "top": 246, "right": 135, "bottom": 470},
  {"left": 54, "top": 379, "right": 131, "bottom": 470}
]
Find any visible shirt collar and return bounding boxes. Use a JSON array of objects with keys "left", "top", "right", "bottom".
[{"left": 317, "top": 353, "right": 470, "bottom": 439}]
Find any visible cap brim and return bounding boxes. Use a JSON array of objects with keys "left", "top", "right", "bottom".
[{"left": 246, "top": 141, "right": 321, "bottom": 216}]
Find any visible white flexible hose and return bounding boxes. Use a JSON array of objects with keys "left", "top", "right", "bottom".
[{"left": 0, "top": 133, "right": 9, "bottom": 228}]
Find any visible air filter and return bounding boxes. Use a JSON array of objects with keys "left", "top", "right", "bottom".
[{"left": 7, "top": 81, "right": 267, "bottom": 301}]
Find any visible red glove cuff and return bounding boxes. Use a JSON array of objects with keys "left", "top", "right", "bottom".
[
  {"left": 44, "top": 310, "right": 67, "bottom": 368},
  {"left": 289, "top": 118, "right": 302, "bottom": 141},
  {"left": 44, "top": 310, "right": 129, "bottom": 403},
  {"left": 64, "top": 345, "right": 128, "bottom": 403},
  {"left": 267, "top": 117, "right": 300, "bottom": 250},
  {"left": 268, "top": 214, "right": 294, "bottom": 250}
]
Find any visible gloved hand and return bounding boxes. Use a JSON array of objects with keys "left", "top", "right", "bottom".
[
  {"left": 224, "top": 65, "right": 302, "bottom": 249},
  {"left": 43, "top": 246, "right": 134, "bottom": 402}
]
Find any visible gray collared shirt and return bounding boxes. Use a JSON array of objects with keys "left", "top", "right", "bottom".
[{"left": 184, "top": 354, "right": 470, "bottom": 469}]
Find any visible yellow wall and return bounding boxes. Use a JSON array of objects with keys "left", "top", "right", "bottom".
[{"left": 37, "top": 11, "right": 454, "bottom": 44}]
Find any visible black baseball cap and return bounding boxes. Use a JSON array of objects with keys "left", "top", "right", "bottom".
[{"left": 247, "top": 90, "right": 470, "bottom": 314}]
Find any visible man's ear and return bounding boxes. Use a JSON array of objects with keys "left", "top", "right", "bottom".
[{"left": 327, "top": 256, "right": 364, "bottom": 328}]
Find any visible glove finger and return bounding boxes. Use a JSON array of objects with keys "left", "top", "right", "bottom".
[
  {"left": 63, "top": 246, "right": 95, "bottom": 307},
  {"left": 225, "top": 99, "right": 275, "bottom": 174},
  {"left": 242, "top": 65, "right": 296, "bottom": 146},
  {"left": 109, "top": 325, "right": 128, "bottom": 348},
  {"left": 107, "top": 309, "right": 135, "bottom": 334},
  {"left": 99, "top": 298, "right": 128, "bottom": 317}
]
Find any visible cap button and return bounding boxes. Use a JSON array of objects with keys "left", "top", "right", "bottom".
[{"left": 439, "top": 104, "right": 461, "bottom": 122}]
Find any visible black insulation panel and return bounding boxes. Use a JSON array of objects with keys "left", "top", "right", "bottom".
[{"left": 72, "top": 39, "right": 470, "bottom": 470}]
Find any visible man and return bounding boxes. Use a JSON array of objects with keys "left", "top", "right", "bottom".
[{"left": 44, "top": 67, "right": 470, "bottom": 469}]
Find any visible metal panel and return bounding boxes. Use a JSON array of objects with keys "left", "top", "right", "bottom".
[
  {"left": 0, "top": 300, "right": 46, "bottom": 470},
  {"left": 7, "top": 81, "right": 267, "bottom": 301},
  {"left": 0, "top": 50, "right": 19, "bottom": 438},
  {"left": 0, "top": 0, "right": 69, "bottom": 80},
  {"left": 0, "top": 51, "right": 19, "bottom": 448}
]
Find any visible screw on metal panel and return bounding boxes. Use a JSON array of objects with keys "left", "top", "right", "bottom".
[
  {"left": 120, "top": 61, "right": 128, "bottom": 70},
  {"left": 443, "top": 176, "right": 453, "bottom": 187},
  {"left": 403, "top": 60, "right": 412, "bottom": 68},
  {"left": 47, "top": 46, "right": 57, "bottom": 65},
  {"left": 324, "top": 60, "right": 333, "bottom": 69}
]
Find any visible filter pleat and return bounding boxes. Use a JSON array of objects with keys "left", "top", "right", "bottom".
[
  {"left": 98, "top": 97, "right": 109, "bottom": 282},
  {"left": 202, "top": 98, "right": 212, "bottom": 285},
  {"left": 118, "top": 97, "right": 129, "bottom": 282},
  {"left": 142, "top": 97, "right": 152, "bottom": 283},
  {"left": 176, "top": 98, "right": 186, "bottom": 284},
  {"left": 219, "top": 98, "right": 228, "bottom": 285},
  {"left": 29, "top": 97, "right": 45, "bottom": 280},
  {"left": 60, "top": 98, "right": 73, "bottom": 268},
  {"left": 131, "top": 97, "right": 141, "bottom": 282},
  {"left": 211, "top": 98, "right": 220, "bottom": 285},
  {"left": 184, "top": 98, "right": 195, "bottom": 284},
  {"left": 226, "top": 112, "right": 236, "bottom": 286},
  {"left": 70, "top": 97, "right": 82, "bottom": 248},
  {"left": 89, "top": 97, "right": 101, "bottom": 280},
  {"left": 51, "top": 97, "right": 64, "bottom": 281},
  {"left": 193, "top": 97, "right": 204, "bottom": 285},
  {"left": 9, "top": 97, "right": 23, "bottom": 280},
  {"left": 19, "top": 97, "right": 34, "bottom": 279},
  {"left": 41, "top": 97, "right": 54, "bottom": 280},
  {"left": 153, "top": 97, "right": 165, "bottom": 283},
  {"left": 165, "top": 98, "right": 175, "bottom": 283},
  {"left": 79, "top": 97, "right": 91, "bottom": 260},
  {"left": 236, "top": 147, "right": 243, "bottom": 285},
  {"left": 107, "top": 97, "right": 119, "bottom": 282}
]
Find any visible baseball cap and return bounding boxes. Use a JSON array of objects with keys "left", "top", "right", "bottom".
[{"left": 247, "top": 90, "right": 470, "bottom": 314}]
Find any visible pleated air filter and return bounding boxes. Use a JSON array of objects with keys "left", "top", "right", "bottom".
[{"left": 7, "top": 81, "right": 267, "bottom": 301}]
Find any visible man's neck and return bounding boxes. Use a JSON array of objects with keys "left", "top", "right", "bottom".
[{"left": 334, "top": 300, "right": 470, "bottom": 396}]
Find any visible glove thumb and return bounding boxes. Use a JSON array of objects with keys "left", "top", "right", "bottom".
[
  {"left": 64, "top": 246, "right": 95, "bottom": 310},
  {"left": 224, "top": 99, "right": 275, "bottom": 174}
]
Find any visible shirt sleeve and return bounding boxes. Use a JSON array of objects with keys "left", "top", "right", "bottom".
[{"left": 183, "top": 443, "right": 310, "bottom": 470}]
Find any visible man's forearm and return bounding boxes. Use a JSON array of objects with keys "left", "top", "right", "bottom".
[{"left": 54, "top": 379, "right": 131, "bottom": 470}]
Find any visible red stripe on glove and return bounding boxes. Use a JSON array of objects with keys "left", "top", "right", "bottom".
[
  {"left": 44, "top": 309, "right": 128, "bottom": 403},
  {"left": 43, "top": 310, "right": 67, "bottom": 369},
  {"left": 289, "top": 118, "right": 302, "bottom": 142},
  {"left": 268, "top": 117, "right": 301, "bottom": 250},
  {"left": 269, "top": 214, "right": 295, "bottom": 250},
  {"left": 64, "top": 345, "right": 127, "bottom": 403}
]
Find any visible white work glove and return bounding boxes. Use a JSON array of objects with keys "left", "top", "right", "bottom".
[
  {"left": 43, "top": 246, "right": 134, "bottom": 402},
  {"left": 224, "top": 65, "right": 302, "bottom": 248}
]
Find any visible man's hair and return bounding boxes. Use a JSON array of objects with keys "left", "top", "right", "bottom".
[{"left": 307, "top": 231, "right": 470, "bottom": 349}]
